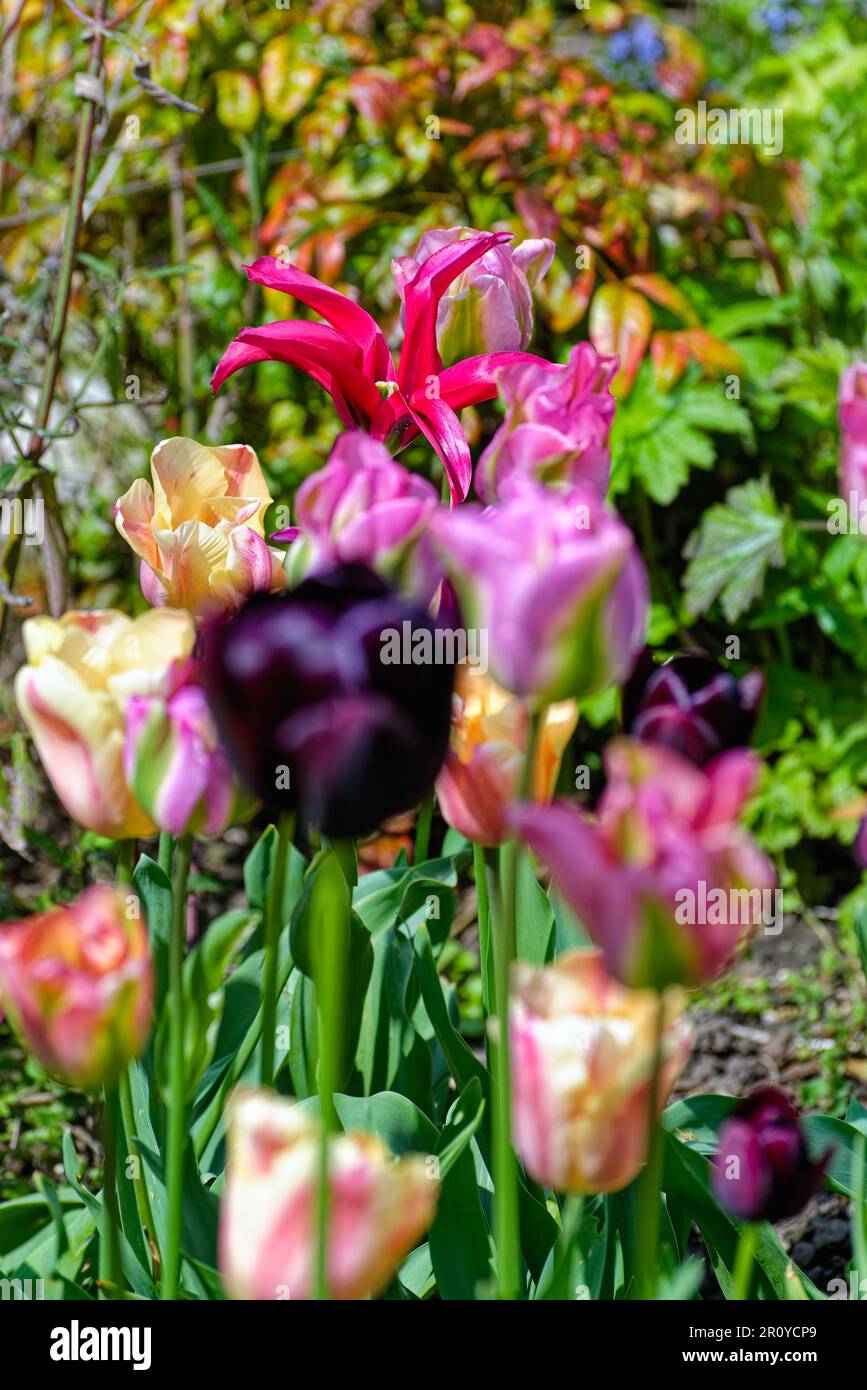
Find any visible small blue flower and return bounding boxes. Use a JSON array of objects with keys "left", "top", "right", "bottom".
[
  {"left": 607, "top": 29, "right": 633, "bottom": 63},
  {"left": 631, "top": 17, "right": 665, "bottom": 64}
]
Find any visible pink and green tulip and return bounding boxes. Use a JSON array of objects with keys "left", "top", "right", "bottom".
[
  {"left": 391, "top": 224, "right": 554, "bottom": 364},
  {"left": 123, "top": 683, "right": 248, "bottom": 838},
  {"left": 431, "top": 486, "right": 648, "bottom": 703},
  {"left": 273, "top": 431, "right": 438, "bottom": 586},
  {"left": 476, "top": 342, "right": 618, "bottom": 503},
  {"left": 515, "top": 739, "right": 777, "bottom": 991}
]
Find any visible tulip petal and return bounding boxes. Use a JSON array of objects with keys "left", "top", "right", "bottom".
[
  {"left": 437, "top": 350, "right": 552, "bottom": 412},
  {"left": 243, "top": 256, "right": 394, "bottom": 381},
  {"left": 404, "top": 394, "right": 472, "bottom": 505}
]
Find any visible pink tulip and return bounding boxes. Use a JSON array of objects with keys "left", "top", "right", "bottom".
[
  {"left": 430, "top": 485, "right": 648, "bottom": 702},
  {"left": 515, "top": 739, "right": 776, "bottom": 989},
  {"left": 220, "top": 1090, "right": 439, "bottom": 1300},
  {"left": 839, "top": 361, "right": 867, "bottom": 519},
  {"left": 435, "top": 668, "right": 577, "bottom": 846},
  {"left": 0, "top": 886, "right": 153, "bottom": 1090},
  {"left": 123, "top": 683, "right": 249, "bottom": 838},
  {"left": 273, "top": 432, "right": 438, "bottom": 585},
  {"left": 211, "top": 236, "right": 554, "bottom": 504},
  {"left": 511, "top": 949, "right": 689, "bottom": 1192},
  {"left": 476, "top": 343, "right": 618, "bottom": 503},
  {"left": 392, "top": 225, "right": 554, "bottom": 363}
]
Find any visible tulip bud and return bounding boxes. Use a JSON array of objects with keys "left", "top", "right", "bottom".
[
  {"left": 511, "top": 950, "right": 689, "bottom": 1193},
  {"left": 431, "top": 486, "right": 648, "bottom": 704},
  {"left": 123, "top": 684, "right": 250, "bottom": 838},
  {"left": 14, "top": 608, "right": 196, "bottom": 838},
  {"left": 274, "top": 432, "right": 438, "bottom": 587},
  {"left": 392, "top": 225, "right": 554, "bottom": 364},
  {"left": 436, "top": 667, "right": 577, "bottom": 846},
  {"left": 114, "top": 438, "right": 286, "bottom": 620},
  {"left": 515, "top": 738, "right": 777, "bottom": 990},
  {"left": 622, "top": 649, "right": 764, "bottom": 766},
  {"left": 476, "top": 343, "right": 617, "bottom": 503},
  {"left": 0, "top": 886, "right": 153, "bottom": 1090},
  {"left": 203, "top": 563, "right": 455, "bottom": 838},
  {"left": 219, "top": 1090, "right": 439, "bottom": 1300},
  {"left": 713, "top": 1087, "right": 831, "bottom": 1223}
]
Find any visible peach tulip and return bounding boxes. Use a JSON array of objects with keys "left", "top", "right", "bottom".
[
  {"left": 220, "top": 1090, "right": 439, "bottom": 1300},
  {"left": 510, "top": 949, "right": 689, "bottom": 1193},
  {"left": 114, "top": 437, "right": 286, "bottom": 619},
  {"left": 15, "top": 607, "right": 195, "bottom": 838},
  {"left": 436, "top": 667, "right": 577, "bottom": 846},
  {"left": 0, "top": 886, "right": 153, "bottom": 1090}
]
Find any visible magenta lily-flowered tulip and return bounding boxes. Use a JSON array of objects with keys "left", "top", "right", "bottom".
[
  {"left": 430, "top": 485, "right": 648, "bottom": 703},
  {"left": 273, "top": 432, "right": 438, "bottom": 586},
  {"left": 391, "top": 225, "right": 554, "bottom": 364},
  {"left": 476, "top": 343, "right": 618, "bottom": 503},
  {"left": 211, "top": 234, "right": 551, "bottom": 504},
  {"left": 515, "top": 739, "right": 777, "bottom": 990}
]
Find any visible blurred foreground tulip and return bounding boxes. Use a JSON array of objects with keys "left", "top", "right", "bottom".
[
  {"left": 431, "top": 486, "right": 647, "bottom": 703},
  {"left": 15, "top": 608, "right": 196, "bottom": 838},
  {"left": 203, "top": 564, "right": 454, "bottom": 837},
  {"left": 220, "top": 1090, "right": 438, "bottom": 1300},
  {"left": 392, "top": 224, "right": 554, "bottom": 364},
  {"left": 515, "top": 739, "right": 777, "bottom": 990},
  {"left": 0, "top": 886, "right": 153, "bottom": 1090},
  {"left": 211, "top": 238, "right": 553, "bottom": 504},
  {"left": 838, "top": 361, "right": 867, "bottom": 519},
  {"left": 511, "top": 950, "right": 689, "bottom": 1192},
  {"left": 123, "top": 684, "right": 249, "bottom": 838},
  {"left": 622, "top": 649, "right": 764, "bottom": 766},
  {"left": 476, "top": 343, "right": 617, "bottom": 502},
  {"left": 436, "top": 667, "right": 577, "bottom": 845},
  {"left": 713, "top": 1087, "right": 831, "bottom": 1223},
  {"left": 114, "top": 438, "right": 285, "bottom": 619},
  {"left": 275, "top": 432, "right": 437, "bottom": 586}
]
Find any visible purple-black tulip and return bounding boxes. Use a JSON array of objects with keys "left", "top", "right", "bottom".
[
  {"left": 622, "top": 649, "right": 764, "bottom": 766},
  {"left": 202, "top": 564, "right": 455, "bottom": 838},
  {"left": 712, "top": 1087, "right": 831, "bottom": 1224}
]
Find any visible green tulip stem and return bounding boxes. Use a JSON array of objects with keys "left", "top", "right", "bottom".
[
  {"left": 261, "top": 812, "right": 294, "bottom": 1086},
  {"left": 314, "top": 846, "right": 349, "bottom": 1302},
  {"left": 474, "top": 842, "right": 494, "bottom": 1019},
  {"left": 118, "top": 1064, "right": 160, "bottom": 1278},
  {"left": 116, "top": 839, "right": 135, "bottom": 886},
  {"left": 636, "top": 992, "right": 666, "bottom": 1300},
  {"left": 162, "top": 832, "right": 193, "bottom": 1301},
  {"left": 733, "top": 1222, "right": 759, "bottom": 1301},
  {"left": 490, "top": 708, "right": 542, "bottom": 1300},
  {"left": 98, "top": 1081, "right": 122, "bottom": 1299},
  {"left": 415, "top": 791, "right": 434, "bottom": 865},
  {"left": 158, "top": 832, "right": 174, "bottom": 879}
]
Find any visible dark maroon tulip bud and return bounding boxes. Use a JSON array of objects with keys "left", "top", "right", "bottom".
[
  {"left": 712, "top": 1087, "right": 831, "bottom": 1223},
  {"left": 854, "top": 815, "right": 867, "bottom": 868},
  {"left": 202, "top": 564, "right": 455, "bottom": 838},
  {"left": 622, "top": 648, "right": 764, "bottom": 765}
]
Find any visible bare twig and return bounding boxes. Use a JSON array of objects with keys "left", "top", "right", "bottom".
[{"left": 0, "top": 1, "right": 107, "bottom": 637}]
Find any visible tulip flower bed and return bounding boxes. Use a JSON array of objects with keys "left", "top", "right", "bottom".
[{"left": 2, "top": 0, "right": 867, "bottom": 1314}]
